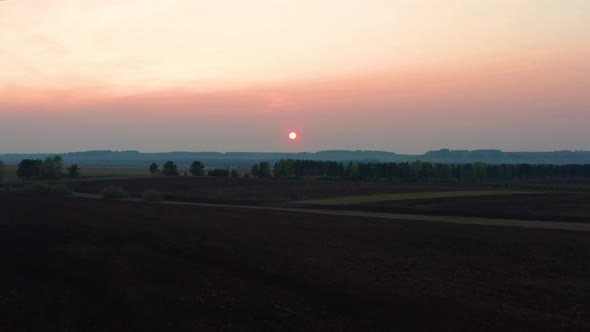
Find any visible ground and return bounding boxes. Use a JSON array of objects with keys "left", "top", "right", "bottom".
[{"left": 1, "top": 176, "right": 590, "bottom": 331}]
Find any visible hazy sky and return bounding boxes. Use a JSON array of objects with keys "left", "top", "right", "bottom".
[{"left": 1, "top": 0, "right": 589, "bottom": 153}]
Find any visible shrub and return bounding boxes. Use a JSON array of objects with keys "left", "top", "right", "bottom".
[
  {"left": 51, "top": 184, "right": 72, "bottom": 195},
  {"left": 208, "top": 168, "right": 230, "bottom": 177},
  {"left": 24, "top": 182, "right": 73, "bottom": 195},
  {"left": 142, "top": 190, "right": 163, "bottom": 202},
  {"left": 25, "top": 182, "right": 53, "bottom": 194},
  {"left": 100, "top": 185, "right": 129, "bottom": 200}
]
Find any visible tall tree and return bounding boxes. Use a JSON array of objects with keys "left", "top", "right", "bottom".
[
  {"left": 17, "top": 159, "right": 43, "bottom": 179},
  {"left": 259, "top": 161, "right": 272, "bottom": 178},
  {"left": 250, "top": 163, "right": 260, "bottom": 177},
  {"left": 189, "top": 161, "right": 205, "bottom": 176},
  {"left": 67, "top": 164, "right": 80, "bottom": 178},
  {"left": 42, "top": 156, "right": 64, "bottom": 179},
  {"left": 161, "top": 161, "right": 179, "bottom": 176},
  {"left": 149, "top": 163, "right": 159, "bottom": 174}
]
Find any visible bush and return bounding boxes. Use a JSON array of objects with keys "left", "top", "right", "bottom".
[
  {"left": 100, "top": 185, "right": 129, "bottom": 200},
  {"left": 208, "top": 168, "right": 230, "bottom": 177},
  {"left": 24, "top": 182, "right": 73, "bottom": 195},
  {"left": 142, "top": 190, "right": 163, "bottom": 202},
  {"left": 25, "top": 182, "right": 53, "bottom": 194},
  {"left": 51, "top": 184, "right": 72, "bottom": 195}
]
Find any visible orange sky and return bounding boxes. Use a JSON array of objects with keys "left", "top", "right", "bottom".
[{"left": 1, "top": 0, "right": 589, "bottom": 153}]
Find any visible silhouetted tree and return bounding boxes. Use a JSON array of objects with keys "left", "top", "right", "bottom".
[
  {"left": 189, "top": 161, "right": 205, "bottom": 176},
  {"left": 17, "top": 159, "right": 43, "bottom": 179},
  {"left": 42, "top": 156, "right": 63, "bottom": 179},
  {"left": 0, "top": 160, "right": 4, "bottom": 181},
  {"left": 67, "top": 164, "right": 80, "bottom": 178},
  {"left": 274, "top": 159, "right": 296, "bottom": 178},
  {"left": 161, "top": 161, "right": 179, "bottom": 176},
  {"left": 259, "top": 161, "right": 272, "bottom": 178},
  {"left": 250, "top": 163, "right": 260, "bottom": 177},
  {"left": 230, "top": 169, "right": 240, "bottom": 178},
  {"left": 149, "top": 163, "right": 159, "bottom": 174}
]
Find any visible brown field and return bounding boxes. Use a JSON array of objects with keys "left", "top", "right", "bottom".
[
  {"left": 1, "top": 190, "right": 590, "bottom": 331},
  {"left": 315, "top": 193, "right": 590, "bottom": 223},
  {"left": 2, "top": 176, "right": 590, "bottom": 331},
  {"left": 56, "top": 176, "right": 491, "bottom": 204}
]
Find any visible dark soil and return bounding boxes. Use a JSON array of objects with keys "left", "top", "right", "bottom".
[
  {"left": 57, "top": 177, "right": 488, "bottom": 205},
  {"left": 325, "top": 193, "right": 590, "bottom": 223},
  {"left": 1, "top": 192, "right": 589, "bottom": 331}
]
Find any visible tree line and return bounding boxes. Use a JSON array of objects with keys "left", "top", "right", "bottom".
[
  {"left": 148, "top": 161, "right": 240, "bottom": 178},
  {"left": 13, "top": 157, "right": 79, "bottom": 180},
  {"left": 4, "top": 157, "right": 590, "bottom": 182},
  {"left": 270, "top": 159, "right": 590, "bottom": 181}
]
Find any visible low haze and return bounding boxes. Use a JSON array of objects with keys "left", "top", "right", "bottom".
[{"left": 1, "top": 0, "right": 589, "bottom": 153}]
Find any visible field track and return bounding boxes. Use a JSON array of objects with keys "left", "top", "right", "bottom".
[{"left": 73, "top": 192, "right": 590, "bottom": 232}]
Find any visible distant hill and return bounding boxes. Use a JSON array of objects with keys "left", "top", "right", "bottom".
[{"left": 1, "top": 149, "right": 590, "bottom": 166}]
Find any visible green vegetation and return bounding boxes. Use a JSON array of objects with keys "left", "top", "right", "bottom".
[
  {"left": 271, "top": 159, "right": 590, "bottom": 181},
  {"left": 494, "top": 183, "right": 590, "bottom": 193},
  {"left": 24, "top": 182, "right": 72, "bottom": 195},
  {"left": 251, "top": 161, "right": 272, "bottom": 178},
  {"left": 161, "top": 161, "right": 179, "bottom": 176},
  {"left": 80, "top": 167, "right": 147, "bottom": 178},
  {"left": 288, "top": 207, "right": 590, "bottom": 232},
  {"left": 208, "top": 168, "right": 230, "bottom": 177},
  {"left": 25, "top": 182, "right": 53, "bottom": 194},
  {"left": 189, "top": 161, "right": 205, "bottom": 176},
  {"left": 100, "top": 185, "right": 129, "bottom": 199},
  {"left": 149, "top": 162, "right": 159, "bottom": 174},
  {"left": 16, "top": 156, "right": 64, "bottom": 180},
  {"left": 295, "top": 190, "right": 536, "bottom": 205},
  {"left": 51, "top": 184, "right": 73, "bottom": 195},
  {"left": 67, "top": 164, "right": 80, "bottom": 178},
  {"left": 141, "top": 189, "right": 163, "bottom": 202}
]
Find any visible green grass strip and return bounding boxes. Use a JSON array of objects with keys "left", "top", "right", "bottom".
[{"left": 293, "top": 190, "right": 541, "bottom": 205}]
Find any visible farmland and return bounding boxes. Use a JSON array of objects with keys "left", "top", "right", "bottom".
[
  {"left": 51, "top": 176, "right": 491, "bottom": 205},
  {"left": 1, "top": 176, "right": 590, "bottom": 331},
  {"left": 293, "top": 190, "right": 540, "bottom": 205}
]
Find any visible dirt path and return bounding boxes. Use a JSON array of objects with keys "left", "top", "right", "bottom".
[{"left": 73, "top": 192, "right": 590, "bottom": 232}]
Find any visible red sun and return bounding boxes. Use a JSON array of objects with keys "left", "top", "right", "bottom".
[{"left": 288, "top": 132, "right": 297, "bottom": 140}]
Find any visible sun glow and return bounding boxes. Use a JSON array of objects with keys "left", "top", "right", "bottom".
[{"left": 289, "top": 132, "right": 297, "bottom": 140}]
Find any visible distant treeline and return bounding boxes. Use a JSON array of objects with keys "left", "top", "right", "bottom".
[
  {"left": 9, "top": 157, "right": 80, "bottom": 180},
  {"left": 270, "top": 159, "right": 590, "bottom": 181},
  {"left": 3, "top": 149, "right": 590, "bottom": 166}
]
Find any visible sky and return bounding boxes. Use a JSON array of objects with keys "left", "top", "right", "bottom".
[{"left": 1, "top": 0, "right": 589, "bottom": 153}]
